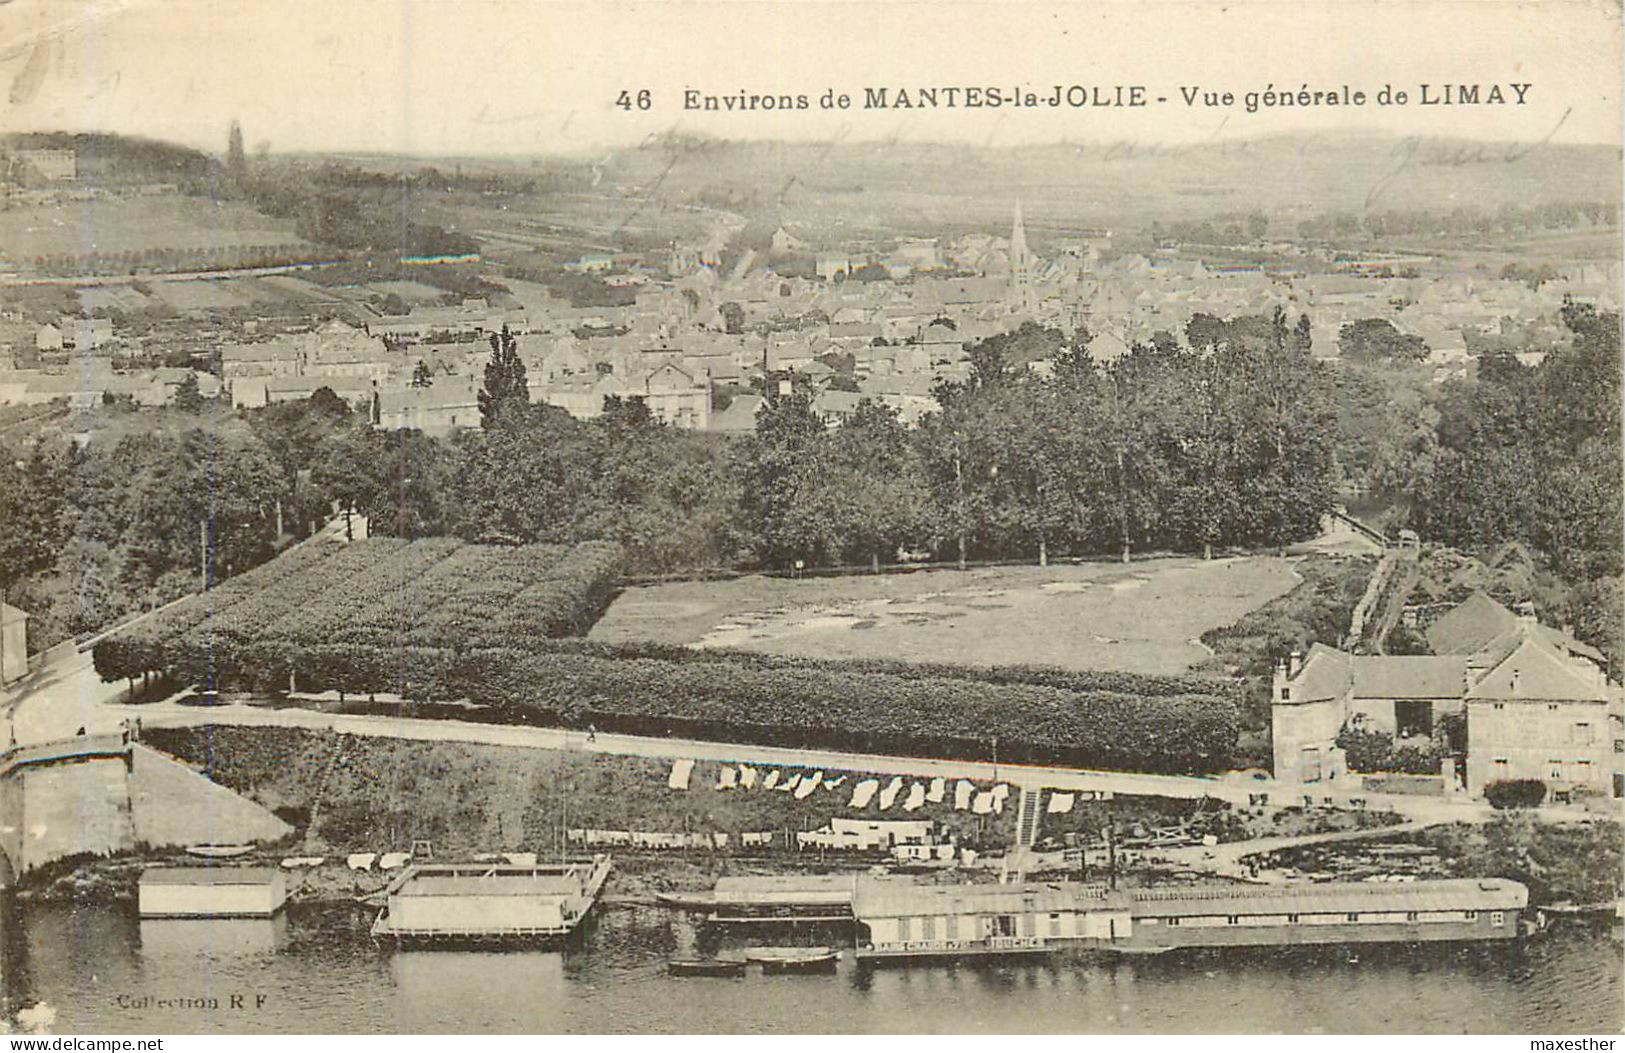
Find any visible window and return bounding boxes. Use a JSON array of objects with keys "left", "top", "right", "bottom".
[
  {"left": 1493, "top": 703, "right": 1505, "bottom": 711},
  {"left": 1574, "top": 722, "right": 1594, "bottom": 745},
  {"left": 1227, "top": 915, "right": 1239, "bottom": 925},
  {"left": 1347, "top": 913, "right": 1360, "bottom": 922},
  {"left": 1287, "top": 914, "right": 1299, "bottom": 923},
  {"left": 1464, "top": 911, "right": 1478, "bottom": 921},
  {"left": 898, "top": 916, "right": 913, "bottom": 941},
  {"left": 1166, "top": 917, "right": 1181, "bottom": 927},
  {"left": 1548, "top": 704, "right": 1560, "bottom": 712},
  {"left": 1405, "top": 912, "right": 1419, "bottom": 922},
  {"left": 1049, "top": 913, "right": 1063, "bottom": 938},
  {"left": 1490, "top": 911, "right": 1505, "bottom": 927},
  {"left": 1278, "top": 685, "right": 1289, "bottom": 701},
  {"left": 1395, "top": 700, "right": 1433, "bottom": 738},
  {"left": 1550, "top": 761, "right": 1564, "bottom": 780},
  {"left": 921, "top": 915, "right": 937, "bottom": 940},
  {"left": 1494, "top": 758, "right": 1509, "bottom": 771},
  {"left": 946, "top": 915, "right": 960, "bottom": 941}
]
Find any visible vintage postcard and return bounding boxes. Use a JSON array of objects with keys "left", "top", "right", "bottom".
[{"left": 0, "top": 0, "right": 1619, "bottom": 1038}]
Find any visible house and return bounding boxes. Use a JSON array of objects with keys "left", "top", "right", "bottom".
[
  {"left": 639, "top": 362, "right": 711, "bottom": 430},
  {"left": 770, "top": 227, "right": 808, "bottom": 253},
  {"left": 237, "top": 374, "right": 373, "bottom": 410},
  {"left": 62, "top": 318, "right": 113, "bottom": 352},
  {"left": 1272, "top": 593, "right": 1621, "bottom": 800},
  {"left": 220, "top": 342, "right": 304, "bottom": 380},
  {"left": 708, "top": 393, "right": 764, "bottom": 434},
  {"left": 814, "top": 388, "right": 862, "bottom": 426},
  {"left": 0, "top": 601, "right": 27, "bottom": 684},
  {"left": 17, "top": 148, "right": 76, "bottom": 182},
  {"left": 1462, "top": 631, "right": 1617, "bottom": 797},
  {"left": 375, "top": 375, "right": 481, "bottom": 435}
]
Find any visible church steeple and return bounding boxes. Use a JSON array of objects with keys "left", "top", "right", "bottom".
[
  {"left": 1008, "top": 201, "right": 1034, "bottom": 313},
  {"left": 1011, "top": 201, "right": 1030, "bottom": 270}
]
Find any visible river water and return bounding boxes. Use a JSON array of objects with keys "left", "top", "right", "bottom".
[{"left": 5, "top": 900, "right": 1620, "bottom": 1034}]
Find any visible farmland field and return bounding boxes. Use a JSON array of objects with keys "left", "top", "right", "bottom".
[
  {"left": 0, "top": 195, "right": 307, "bottom": 260},
  {"left": 591, "top": 556, "right": 1302, "bottom": 674}
]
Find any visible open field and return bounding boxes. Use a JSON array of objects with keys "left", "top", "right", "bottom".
[
  {"left": 0, "top": 195, "right": 307, "bottom": 261},
  {"left": 591, "top": 556, "right": 1302, "bottom": 675}
]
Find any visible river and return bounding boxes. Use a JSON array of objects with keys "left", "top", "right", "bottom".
[{"left": 4, "top": 900, "right": 1619, "bottom": 1034}]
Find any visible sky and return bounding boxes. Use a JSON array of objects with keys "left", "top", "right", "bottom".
[{"left": 0, "top": 0, "right": 1618, "bottom": 158}]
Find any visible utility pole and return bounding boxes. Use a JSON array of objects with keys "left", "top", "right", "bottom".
[
  {"left": 1105, "top": 801, "right": 1118, "bottom": 891},
  {"left": 954, "top": 453, "right": 967, "bottom": 571},
  {"left": 199, "top": 519, "right": 209, "bottom": 591}
]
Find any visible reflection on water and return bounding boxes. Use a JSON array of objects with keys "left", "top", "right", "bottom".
[
  {"left": 139, "top": 916, "right": 288, "bottom": 958},
  {"left": 5, "top": 898, "right": 1621, "bottom": 1035}
]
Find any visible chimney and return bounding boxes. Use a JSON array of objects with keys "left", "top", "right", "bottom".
[{"left": 1288, "top": 649, "right": 1303, "bottom": 677}]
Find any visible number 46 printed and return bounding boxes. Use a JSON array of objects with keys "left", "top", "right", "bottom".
[{"left": 616, "top": 90, "right": 652, "bottom": 111}]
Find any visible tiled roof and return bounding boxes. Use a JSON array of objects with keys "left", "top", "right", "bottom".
[
  {"left": 1466, "top": 637, "right": 1609, "bottom": 702},
  {"left": 1290, "top": 643, "right": 1352, "bottom": 703},
  {"left": 1426, "top": 591, "right": 1518, "bottom": 655},
  {"left": 1350, "top": 656, "right": 1469, "bottom": 699}
]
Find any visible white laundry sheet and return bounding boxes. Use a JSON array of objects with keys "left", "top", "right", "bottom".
[
  {"left": 668, "top": 758, "right": 695, "bottom": 790},
  {"left": 878, "top": 776, "right": 904, "bottom": 810},
  {"left": 848, "top": 778, "right": 880, "bottom": 808},
  {"left": 902, "top": 783, "right": 926, "bottom": 811},
  {"left": 1047, "top": 792, "right": 1076, "bottom": 814}
]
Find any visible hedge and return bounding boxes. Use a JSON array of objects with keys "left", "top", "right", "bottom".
[
  {"left": 470, "top": 649, "right": 1237, "bottom": 774},
  {"left": 93, "top": 537, "right": 626, "bottom": 683},
  {"left": 228, "top": 643, "right": 1236, "bottom": 775},
  {"left": 1484, "top": 779, "right": 1547, "bottom": 809}
]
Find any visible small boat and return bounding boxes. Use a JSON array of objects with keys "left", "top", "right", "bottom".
[
  {"left": 1539, "top": 900, "right": 1623, "bottom": 924},
  {"left": 668, "top": 958, "right": 747, "bottom": 977},
  {"left": 746, "top": 947, "right": 840, "bottom": 974},
  {"left": 655, "top": 892, "right": 719, "bottom": 911},
  {"left": 185, "top": 844, "right": 255, "bottom": 859}
]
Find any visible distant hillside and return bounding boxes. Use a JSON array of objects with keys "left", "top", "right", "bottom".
[
  {"left": 588, "top": 133, "right": 1622, "bottom": 235},
  {"left": 1, "top": 131, "right": 216, "bottom": 184}
]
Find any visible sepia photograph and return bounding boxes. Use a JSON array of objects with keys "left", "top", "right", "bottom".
[{"left": 0, "top": 0, "right": 1619, "bottom": 1037}]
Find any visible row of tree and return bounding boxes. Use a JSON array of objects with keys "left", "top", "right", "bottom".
[{"left": 429, "top": 313, "right": 1340, "bottom": 572}]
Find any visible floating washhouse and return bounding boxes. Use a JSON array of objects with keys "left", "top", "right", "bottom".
[
  {"left": 657, "top": 873, "right": 863, "bottom": 922},
  {"left": 137, "top": 867, "right": 288, "bottom": 918},
  {"left": 852, "top": 877, "right": 1529, "bottom": 961},
  {"left": 370, "top": 856, "right": 612, "bottom": 948}
]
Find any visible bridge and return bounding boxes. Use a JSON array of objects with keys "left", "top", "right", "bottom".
[{"left": 0, "top": 732, "right": 291, "bottom": 886}]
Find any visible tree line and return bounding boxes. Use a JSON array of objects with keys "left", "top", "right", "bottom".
[{"left": 5, "top": 304, "right": 1616, "bottom": 667}]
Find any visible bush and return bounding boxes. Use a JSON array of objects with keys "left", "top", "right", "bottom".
[{"left": 1484, "top": 779, "right": 1547, "bottom": 809}]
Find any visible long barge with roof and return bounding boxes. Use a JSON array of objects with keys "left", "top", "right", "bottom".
[{"left": 851, "top": 877, "right": 1529, "bottom": 961}]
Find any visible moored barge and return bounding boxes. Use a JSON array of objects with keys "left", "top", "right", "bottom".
[
  {"left": 371, "top": 855, "right": 612, "bottom": 948},
  {"left": 853, "top": 877, "right": 1528, "bottom": 962}
]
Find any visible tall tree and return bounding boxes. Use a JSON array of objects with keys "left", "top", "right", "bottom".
[
  {"left": 478, "top": 326, "right": 530, "bottom": 428},
  {"left": 226, "top": 120, "right": 247, "bottom": 187}
]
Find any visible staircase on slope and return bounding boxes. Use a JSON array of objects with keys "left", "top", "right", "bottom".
[{"left": 1014, "top": 788, "right": 1044, "bottom": 849}]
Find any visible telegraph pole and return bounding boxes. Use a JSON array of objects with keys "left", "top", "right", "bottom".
[{"left": 954, "top": 454, "right": 967, "bottom": 571}]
